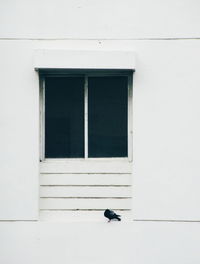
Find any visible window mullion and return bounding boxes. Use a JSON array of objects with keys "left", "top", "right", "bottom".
[{"left": 84, "top": 75, "right": 88, "bottom": 158}]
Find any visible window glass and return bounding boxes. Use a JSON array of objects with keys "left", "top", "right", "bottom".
[
  {"left": 88, "top": 76, "right": 128, "bottom": 157},
  {"left": 45, "top": 77, "right": 84, "bottom": 158}
]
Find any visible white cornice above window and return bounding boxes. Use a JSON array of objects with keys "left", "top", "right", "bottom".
[{"left": 34, "top": 50, "right": 136, "bottom": 70}]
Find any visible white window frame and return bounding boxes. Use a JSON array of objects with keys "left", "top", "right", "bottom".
[{"left": 39, "top": 70, "right": 133, "bottom": 163}]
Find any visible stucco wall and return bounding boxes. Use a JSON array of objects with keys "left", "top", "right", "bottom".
[
  {"left": 1, "top": 221, "right": 200, "bottom": 264},
  {"left": 0, "top": 0, "right": 199, "bottom": 39},
  {"left": 1, "top": 0, "right": 200, "bottom": 263}
]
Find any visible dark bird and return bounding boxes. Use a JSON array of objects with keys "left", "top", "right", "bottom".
[{"left": 104, "top": 209, "right": 121, "bottom": 222}]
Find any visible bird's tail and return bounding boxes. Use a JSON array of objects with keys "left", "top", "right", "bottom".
[{"left": 116, "top": 216, "right": 121, "bottom": 221}]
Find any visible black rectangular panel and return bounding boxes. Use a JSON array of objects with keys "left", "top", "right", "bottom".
[
  {"left": 45, "top": 77, "right": 84, "bottom": 158},
  {"left": 88, "top": 76, "right": 128, "bottom": 157}
]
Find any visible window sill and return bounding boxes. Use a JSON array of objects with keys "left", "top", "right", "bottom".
[{"left": 40, "top": 158, "right": 132, "bottom": 174}]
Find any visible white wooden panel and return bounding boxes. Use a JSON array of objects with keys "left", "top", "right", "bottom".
[
  {"left": 40, "top": 198, "right": 132, "bottom": 210},
  {"left": 40, "top": 160, "right": 132, "bottom": 173},
  {"left": 40, "top": 186, "right": 132, "bottom": 198},
  {"left": 40, "top": 174, "right": 131, "bottom": 186},
  {"left": 39, "top": 210, "right": 132, "bottom": 222},
  {"left": 34, "top": 50, "right": 136, "bottom": 70}
]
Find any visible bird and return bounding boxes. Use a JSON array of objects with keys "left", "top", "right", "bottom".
[{"left": 104, "top": 209, "right": 121, "bottom": 222}]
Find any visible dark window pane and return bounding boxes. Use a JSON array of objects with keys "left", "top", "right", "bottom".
[
  {"left": 45, "top": 77, "right": 84, "bottom": 158},
  {"left": 88, "top": 76, "right": 128, "bottom": 157}
]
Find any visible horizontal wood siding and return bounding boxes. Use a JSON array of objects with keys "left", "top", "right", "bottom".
[
  {"left": 40, "top": 171, "right": 132, "bottom": 220},
  {"left": 40, "top": 174, "right": 131, "bottom": 186},
  {"left": 40, "top": 186, "right": 132, "bottom": 198},
  {"left": 40, "top": 161, "right": 132, "bottom": 173},
  {"left": 39, "top": 210, "right": 132, "bottom": 222},
  {"left": 40, "top": 198, "right": 131, "bottom": 210}
]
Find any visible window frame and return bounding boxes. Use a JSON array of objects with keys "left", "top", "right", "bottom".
[{"left": 39, "top": 69, "right": 133, "bottom": 162}]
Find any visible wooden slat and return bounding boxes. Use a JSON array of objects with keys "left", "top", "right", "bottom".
[
  {"left": 40, "top": 198, "right": 132, "bottom": 210},
  {"left": 40, "top": 160, "right": 132, "bottom": 173},
  {"left": 40, "top": 210, "right": 132, "bottom": 222},
  {"left": 40, "top": 174, "right": 131, "bottom": 186},
  {"left": 40, "top": 186, "right": 132, "bottom": 198}
]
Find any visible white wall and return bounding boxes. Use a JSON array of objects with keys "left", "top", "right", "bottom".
[
  {"left": 133, "top": 40, "right": 200, "bottom": 220},
  {"left": 1, "top": 0, "right": 200, "bottom": 263},
  {"left": 1, "top": 221, "right": 200, "bottom": 264},
  {"left": 1, "top": 39, "right": 200, "bottom": 220},
  {"left": 0, "top": 0, "right": 199, "bottom": 39},
  {"left": 0, "top": 41, "right": 39, "bottom": 219}
]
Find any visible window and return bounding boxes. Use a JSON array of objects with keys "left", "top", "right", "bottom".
[{"left": 40, "top": 70, "right": 133, "bottom": 160}]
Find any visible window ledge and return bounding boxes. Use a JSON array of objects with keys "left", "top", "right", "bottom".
[{"left": 40, "top": 159, "right": 132, "bottom": 174}]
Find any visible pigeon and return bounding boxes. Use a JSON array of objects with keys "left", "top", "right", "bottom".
[{"left": 104, "top": 209, "right": 121, "bottom": 222}]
